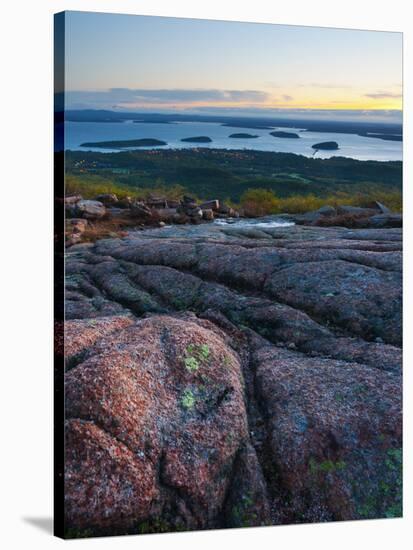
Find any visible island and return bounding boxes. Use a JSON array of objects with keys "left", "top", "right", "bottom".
[
  {"left": 133, "top": 120, "right": 175, "bottom": 124},
  {"left": 270, "top": 131, "right": 300, "bottom": 139},
  {"left": 229, "top": 133, "right": 259, "bottom": 139},
  {"left": 312, "top": 141, "right": 339, "bottom": 150},
  {"left": 80, "top": 138, "right": 167, "bottom": 148},
  {"left": 222, "top": 123, "right": 274, "bottom": 130},
  {"left": 180, "top": 136, "right": 212, "bottom": 143},
  {"left": 361, "top": 133, "right": 402, "bottom": 142}
]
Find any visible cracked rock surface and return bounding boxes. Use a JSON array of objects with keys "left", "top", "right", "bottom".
[{"left": 63, "top": 223, "right": 402, "bottom": 535}]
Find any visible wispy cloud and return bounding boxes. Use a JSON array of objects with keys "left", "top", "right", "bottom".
[
  {"left": 66, "top": 88, "right": 270, "bottom": 109},
  {"left": 365, "top": 91, "right": 402, "bottom": 99},
  {"left": 298, "top": 83, "right": 353, "bottom": 89},
  {"left": 282, "top": 94, "right": 294, "bottom": 101}
]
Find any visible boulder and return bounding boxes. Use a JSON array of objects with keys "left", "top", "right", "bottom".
[
  {"left": 130, "top": 201, "right": 153, "bottom": 219},
  {"left": 65, "top": 218, "right": 89, "bottom": 247},
  {"left": 64, "top": 315, "right": 269, "bottom": 532},
  {"left": 218, "top": 203, "right": 231, "bottom": 214},
  {"left": 200, "top": 200, "right": 220, "bottom": 211},
  {"left": 106, "top": 207, "right": 125, "bottom": 218},
  {"left": 336, "top": 205, "right": 378, "bottom": 216},
  {"left": 94, "top": 193, "right": 118, "bottom": 206},
  {"left": 66, "top": 218, "right": 88, "bottom": 233},
  {"left": 202, "top": 208, "right": 214, "bottom": 221},
  {"left": 146, "top": 196, "right": 168, "bottom": 209},
  {"left": 369, "top": 214, "right": 402, "bottom": 228},
  {"left": 117, "top": 196, "right": 133, "bottom": 209},
  {"left": 253, "top": 341, "right": 402, "bottom": 522},
  {"left": 186, "top": 207, "right": 203, "bottom": 219},
  {"left": 65, "top": 194, "right": 82, "bottom": 205},
  {"left": 217, "top": 204, "right": 239, "bottom": 218},
  {"left": 156, "top": 208, "right": 178, "bottom": 222},
  {"left": 74, "top": 200, "right": 107, "bottom": 220},
  {"left": 290, "top": 206, "right": 337, "bottom": 224},
  {"left": 182, "top": 195, "right": 197, "bottom": 206},
  {"left": 316, "top": 205, "right": 337, "bottom": 217}
]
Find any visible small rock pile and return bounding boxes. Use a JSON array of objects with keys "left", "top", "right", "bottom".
[
  {"left": 64, "top": 193, "right": 240, "bottom": 246},
  {"left": 281, "top": 201, "right": 401, "bottom": 228},
  {"left": 65, "top": 193, "right": 239, "bottom": 226}
]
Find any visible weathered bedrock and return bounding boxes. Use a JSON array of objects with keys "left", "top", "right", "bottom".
[{"left": 64, "top": 224, "right": 402, "bottom": 534}]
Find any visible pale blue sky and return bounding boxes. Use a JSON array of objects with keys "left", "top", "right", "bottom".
[{"left": 63, "top": 11, "right": 402, "bottom": 117}]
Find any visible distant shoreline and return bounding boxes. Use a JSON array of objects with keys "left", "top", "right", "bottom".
[{"left": 64, "top": 109, "right": 402, "bottom": 139}]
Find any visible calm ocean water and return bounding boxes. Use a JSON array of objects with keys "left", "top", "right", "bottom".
[{"left": 65, "top": 120, "right": 402, "bottom": 161}]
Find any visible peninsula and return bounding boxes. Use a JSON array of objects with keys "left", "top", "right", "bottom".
[{"left": 80, "top": 138, "right": 167, "bottom": 148}]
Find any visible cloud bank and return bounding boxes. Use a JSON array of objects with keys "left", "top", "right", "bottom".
[
  {"left": 365, "top": 91, "right": 402, "bottom": 99},
  {"left": 65, "top": 88, "right": 270, "bottom": 109}
]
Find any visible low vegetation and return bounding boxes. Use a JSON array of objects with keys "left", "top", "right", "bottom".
[
  {"left": 65, "top": 174, "right": 188, "bottom": 202},
  {"left": 239, "top": 188, "right": 402, "bottom": 216},
  {"left": 66, "top": 173, "right": 401, "bottom": 220}
]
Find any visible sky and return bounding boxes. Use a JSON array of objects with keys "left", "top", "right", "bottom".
[{"left": 62, "top": 11, "right": 402, "bottom": 121}]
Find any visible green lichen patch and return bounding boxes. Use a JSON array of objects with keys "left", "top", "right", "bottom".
[
  {"left": 309, "top": 458, "right": 346, "bottom": 475},
  {"left": 184, "top": 356, "right": 200, "bottom": 373},
  {"left": 181, "top": 388, "right": 196, "bottom": 410},
  {"left": 183, "top": 343, "right": 211, "bottom": 373}
]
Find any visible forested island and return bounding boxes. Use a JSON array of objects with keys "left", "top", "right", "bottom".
[
  {"left": 229, "top": 133, "right": 259, "bottom": 138},
  {"left": 312, "top": 141, "right": 339, "bottom": 150},
  {"left": 180, "top": 136, "right": 212, "bottom": 143},
  {"left": 270, "top": 131, "right": 300, "bottom": 139}
]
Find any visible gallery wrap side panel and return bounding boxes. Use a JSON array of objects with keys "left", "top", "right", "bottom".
[{"left": 53, "top": 10, "right": 65, "bottom": 540}]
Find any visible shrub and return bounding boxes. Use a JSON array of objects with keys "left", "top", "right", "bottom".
[
  {"left": 240, "top": 189, "right": 280, "bottom": 216},
  {"left": 66, "top": 175, "right": 191, "bottom": 203},
  {"left": 239, "top": 188, "right": 402, "bottom": 216}
]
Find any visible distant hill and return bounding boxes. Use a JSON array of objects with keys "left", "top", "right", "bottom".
[{"left": 62, "top": 109, "right": 402, "bottom": 139}]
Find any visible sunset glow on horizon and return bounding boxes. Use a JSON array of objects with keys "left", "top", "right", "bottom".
[{"left": 63, "top": 11, "right": 402, "bottom": 118}]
